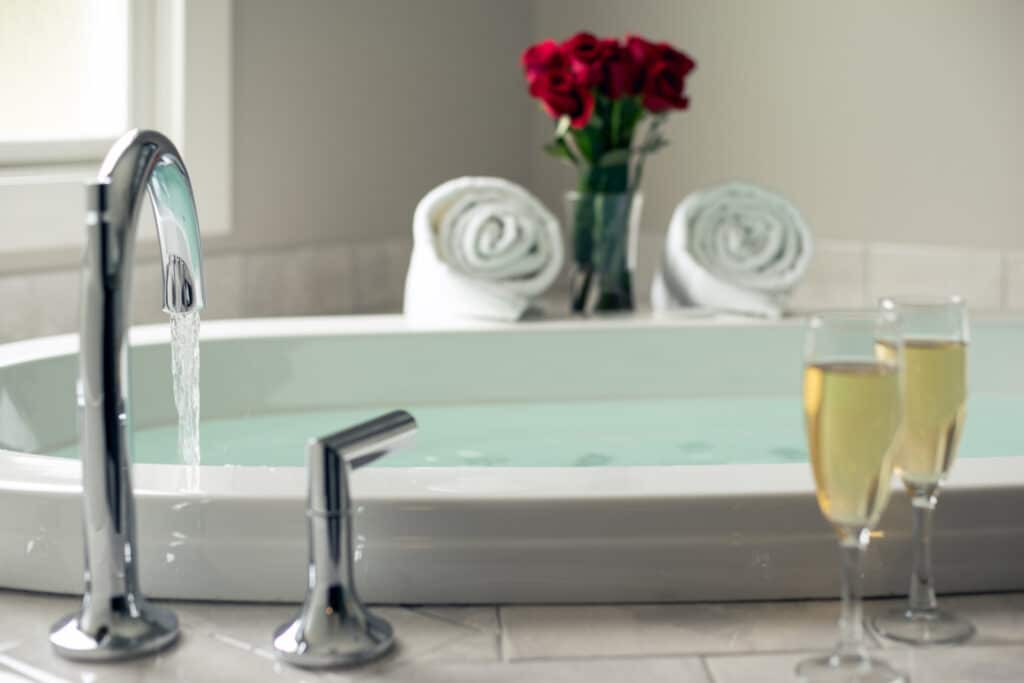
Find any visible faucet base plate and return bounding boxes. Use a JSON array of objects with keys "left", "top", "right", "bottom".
[
  {"left": 49, "top": 600, "right": 179, "bottom": 661},
  {"left": 272, "top": 611, "right": 394, "bottom": 669}
]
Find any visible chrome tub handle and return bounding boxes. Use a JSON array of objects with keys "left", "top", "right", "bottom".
[{"left": 272, "top": 410, "right": 417, "bottom": 669}]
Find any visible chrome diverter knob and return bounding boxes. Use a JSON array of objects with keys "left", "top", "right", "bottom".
[{"left": 272, "top": 410, "right": 417, "bottom": 669}]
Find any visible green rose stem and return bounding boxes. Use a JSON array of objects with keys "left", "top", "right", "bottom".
[
  {"left": 571, "top": 163, "right": 633, "bottom": 312},
  {"left": 563, "top": 97, "right": 657, "bottom": 312}
]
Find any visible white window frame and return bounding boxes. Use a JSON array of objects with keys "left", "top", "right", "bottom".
[{"left": 0, "top": 0, "right": 233, "bottom": 268}]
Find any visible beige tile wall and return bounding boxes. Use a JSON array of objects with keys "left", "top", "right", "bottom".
[
  {"left": 3, "top": 233, "right": 1017, "bottom": 343},
  {"left": 793, "top": 240, "right": 1008, "bottom": 312},
  {"left": 0, "top": 239, "right": 411, "bottom": 343}
]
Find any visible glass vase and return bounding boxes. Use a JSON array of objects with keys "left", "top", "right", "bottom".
[{"left": 564, "top": 191, "right": 642, "bottom": 314}]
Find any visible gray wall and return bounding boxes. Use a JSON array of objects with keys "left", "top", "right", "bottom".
[
  {"left": 222, "top": 0, "right": 533, "bottom": 318},
  {"left": 530, "top": 0, "right": 1024, "bottom": 248},
  {"left": 527, "top": 0, "right": 1024, "bottom": 312},
  {"left": 2, "top": 0, "right": 1023, "bottom": 342}
]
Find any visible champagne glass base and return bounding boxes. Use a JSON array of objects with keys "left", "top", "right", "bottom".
[
  {"left": 872, "top": 607, "right": 975, "bottom": 646},
  {"left": 795, "top": 653, "right": 907, "bottom": 682}
]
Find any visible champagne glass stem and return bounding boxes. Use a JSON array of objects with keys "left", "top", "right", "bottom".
[
  {"left": 907, "top": 486, "right": 940, "bottom": 613},
  {"left": 835, "top": 528, "right": 870, "bottom": 658}
]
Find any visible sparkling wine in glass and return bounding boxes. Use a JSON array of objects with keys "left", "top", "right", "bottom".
[
  {"left": 872, "top": 296, "right": 975, "bottom": 646},
  {"left": 796, "top": 309, "right": 907, "bottom": 683}
]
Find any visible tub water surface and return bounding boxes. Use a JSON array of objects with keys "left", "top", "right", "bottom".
[{"left": 47, "top": 394, "right": 1024, "bottom": 469}]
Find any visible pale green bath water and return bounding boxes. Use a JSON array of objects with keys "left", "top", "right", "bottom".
[{"left": 47, "top": 394, "right": 1024, "bottom": 468}]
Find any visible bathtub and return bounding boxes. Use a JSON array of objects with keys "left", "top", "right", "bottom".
[{"left": 1, "top": 314, "right": 1023, "bottom": 604}]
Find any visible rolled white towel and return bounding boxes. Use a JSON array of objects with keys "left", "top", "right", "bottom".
[
  {"left": 404, "top": 177, "right": 564, "bottom": 322},
  {"left": 651, "top": 182, "right": 813, "bottom": 318}
]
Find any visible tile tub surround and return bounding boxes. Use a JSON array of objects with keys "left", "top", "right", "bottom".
[
  {"left": 0, "top": 236, "right": 1020, "bottom": 342},
  {"left": 0, "top": 238, "right": 413, "bottom": 343},
  {"left": 791, "top": 239, "right": 1010, "bottom": 313},
  {"left": 0, "top": 591, "right": 1021, "bottom": 682}
]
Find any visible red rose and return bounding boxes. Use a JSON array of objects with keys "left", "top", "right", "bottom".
[
  {"left": 598, "top": 41, "right": 637, "bottom": 98},
  {"left": 625, "top": 35, "right": 695, "bottom": 112},
  {"left": 563, "top": 34, "right": 641, "bottom": 100},
  {"left": 626, "top": 35, "right": 693, "bottom": 71},
  {"left": 625, "top": 35, "right": 657, "bottom": 69},
  {"left": 562, "top": 32, "right": 605, "bottom": 88},
  {"left": 642, "top": 60, "right": 691, "bottom": 112},
  {"left": 521, "top": 39, "right": 567, "bottom": 84},
  {"left": 528, "top": 69, "right": 595, "bottom": 128}
]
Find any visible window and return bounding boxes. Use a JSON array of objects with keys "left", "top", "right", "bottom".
[
  {"left": 0, "top": 0, "right": 232, "bottom": 261},
  {"left": 1, "top": 0, "right": 128, "bottom": 150}
]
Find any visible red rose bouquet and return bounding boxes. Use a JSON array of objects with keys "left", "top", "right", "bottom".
[{"left": 522, "top": 32, "right": 695, "bottom": 312}]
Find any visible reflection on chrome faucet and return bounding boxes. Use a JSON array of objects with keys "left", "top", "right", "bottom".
[{"left": 49, "top": 129, "right": 206, "bottom": 661}]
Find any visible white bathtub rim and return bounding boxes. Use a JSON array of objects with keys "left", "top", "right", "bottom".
[
  {"left": 7, "top": 310, "right": 1024, "bottom": 369},
  {"left": 0, "top": 312, "right": 805, "bottom": 369},
  {"left": 3, "top": 449, "right": 1022, "bottom": 507}
]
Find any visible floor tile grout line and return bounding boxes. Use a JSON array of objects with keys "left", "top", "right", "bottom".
[
  {"left": 503, "top": 639, "right": 1024, "bottom": 665},
  {"left": 363, "top": 631, "right": 481, "bottom": 680},
  {"left": 700, "top": 655, "right": 717, "bottom": 683},
  {"left": 509, "top": 652, "right": 729, "bottom": 664},
  {"left": 0, "top": 652, "right": 72, "bottom": 683},
  {"left": 406, "top": 606, "right": 488, "bottom": 635},
  {"left": 496, "top": 605, "right": 505, "bottom": 662},
  {"left": 698, "top": 640, "right": 1024, "bottom": 660}
]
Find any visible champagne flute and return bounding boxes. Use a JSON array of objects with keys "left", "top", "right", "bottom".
[
  {"left": 872, "top": 297, "right": 975, "bottom": 645},
  {"left": 797, "top": 309, "right": 907, "bottom": 683}
]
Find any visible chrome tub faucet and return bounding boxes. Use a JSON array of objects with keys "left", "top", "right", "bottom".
[
  {"left": 50, "top": 129, "right": 206, "bottom": 661},
  {"left": 273, "top": 410, "right": 418, "bottom": 669}
]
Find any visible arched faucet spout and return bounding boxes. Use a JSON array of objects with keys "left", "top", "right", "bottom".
[
  {"left": 94, "top": 128, "right": 206, "bottom": 314},
  {"left": 50, "top": 129, "right": 206, "bottom": 661}
]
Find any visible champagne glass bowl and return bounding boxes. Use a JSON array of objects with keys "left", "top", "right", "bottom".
[
  {"left": 873, "top": 297, "right": 976, "bottom": 646},
  {"left": 797, "top": 309, "right": 907, "bottom": 683}
]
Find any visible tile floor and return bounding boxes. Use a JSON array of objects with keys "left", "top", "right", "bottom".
[{"left": 0, "top": 590, "right": 1020, "bottom": 682}]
